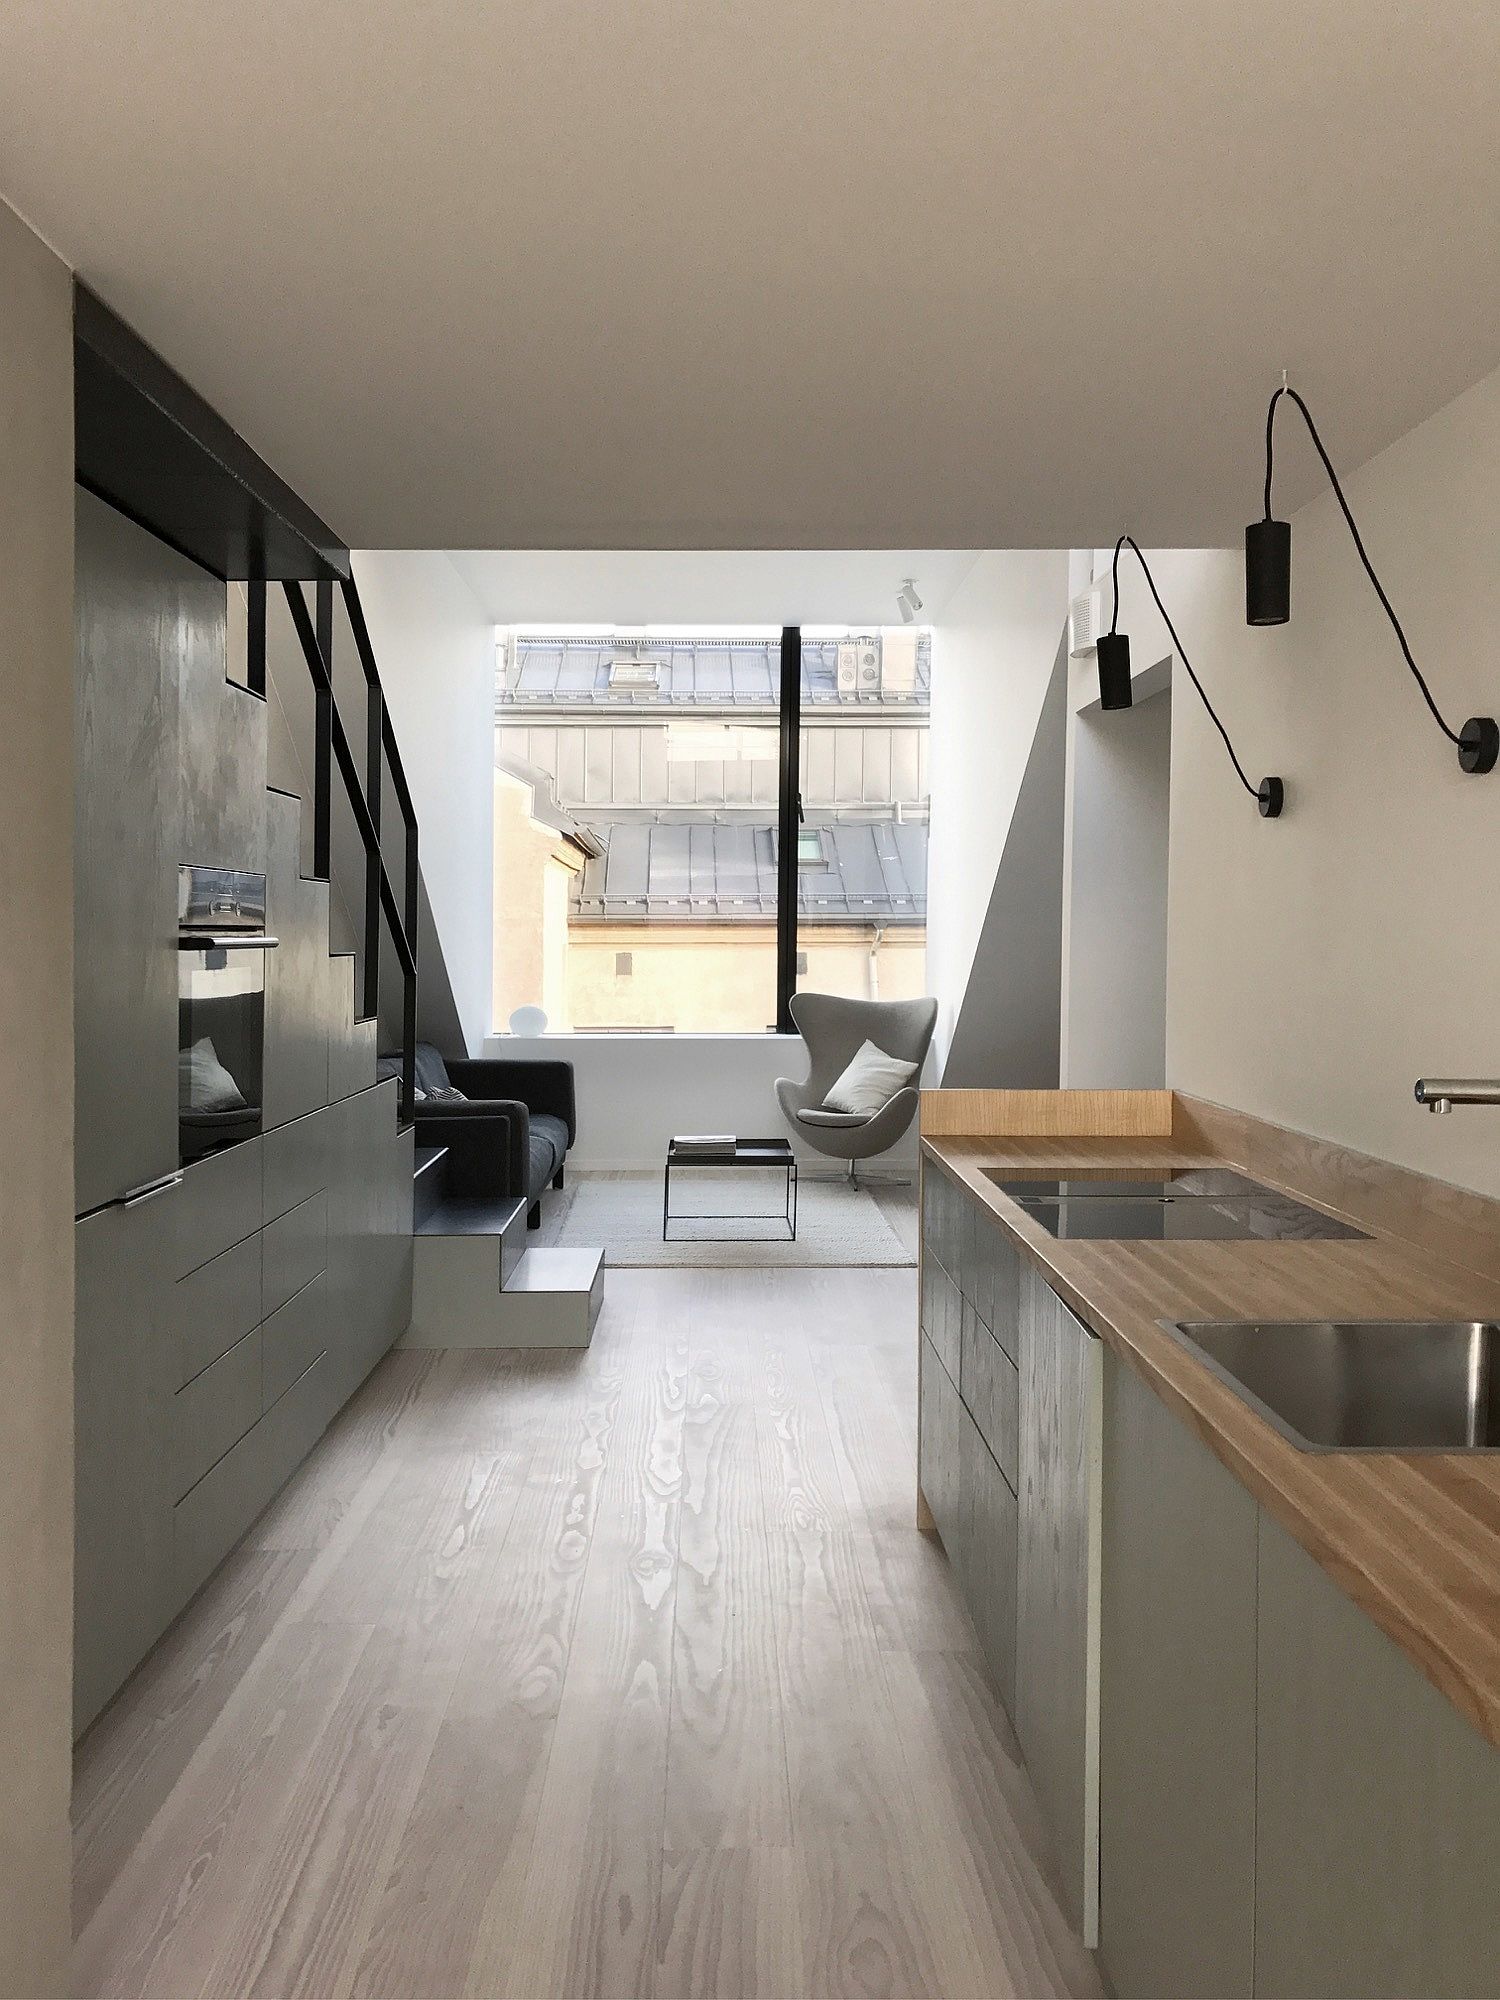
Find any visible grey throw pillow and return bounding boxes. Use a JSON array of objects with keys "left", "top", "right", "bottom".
[
  {"left": 179, "top": 1036, "right": 247, "bottom": 1113},
  {"left": 822, "top": 1039, "right": 918, "bottom": 1117}
]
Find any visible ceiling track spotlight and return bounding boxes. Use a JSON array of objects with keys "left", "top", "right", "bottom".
[
  {"left": 897, "top": 578, "right": 923, "bottom": 625},
  {"left": 1248, "top": 379, "right": 1497, "bottom": 776},
  {"left": 1100, "top": 535, "right": 1284, "bottom": 818}
]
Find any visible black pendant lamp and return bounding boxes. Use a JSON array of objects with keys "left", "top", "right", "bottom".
[
  {"left": 1249, "top": 381, "right": 1496, "bottom": 775},
  {"left": 1101, "top": 536, "right": 1284, "bottom": 817}
]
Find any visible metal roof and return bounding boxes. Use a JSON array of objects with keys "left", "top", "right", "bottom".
[
  {"left": 570, "top": 816, "right": 927, "bottom": 926},
  {"left": 504, "top": 632, "right": 931, "bottom": 709}
]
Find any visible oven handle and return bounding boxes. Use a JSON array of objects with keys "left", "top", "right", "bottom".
[
  {"left": 122, "top": 1170, "right": 184, "bottom": 1208},
  {"left": 177, "top": 933, "right": 280, "bottom": 950}
]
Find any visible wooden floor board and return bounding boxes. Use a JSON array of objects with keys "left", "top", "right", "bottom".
[{"left": 75, "top": 1266, "right": 1099, "bottom": 2000}]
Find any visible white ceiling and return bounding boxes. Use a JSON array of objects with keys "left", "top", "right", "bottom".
[
  {"left": 4, "top": 1, "right": 1498, "bottom": 550},
  {"left": 448, "top": 549, "right": 977, "bottom": 626}
]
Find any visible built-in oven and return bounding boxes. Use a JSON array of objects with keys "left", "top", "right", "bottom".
[{"left": 177, "top": 865, "right": 277, "bottom": 1164}]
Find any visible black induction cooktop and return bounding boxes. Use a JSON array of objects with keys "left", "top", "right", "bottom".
[
  {"left": 978, "top": 1167, "right": 1368, "bottom": 1241},
  {"left": 1009, "top": 1193, "right": 1368, "bottom": 1242},
  {"left": 982, "top": 1169, "right": 1267, "bottom": 1202}
]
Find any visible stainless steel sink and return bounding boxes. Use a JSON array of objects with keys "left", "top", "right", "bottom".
[{"left": 1160, "top": 1319, "right": 1500, "bottom": 1450}]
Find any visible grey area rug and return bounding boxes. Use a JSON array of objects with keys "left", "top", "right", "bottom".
[{"left": 534, "top": 1170, "right": 915, "bottom": 1268}]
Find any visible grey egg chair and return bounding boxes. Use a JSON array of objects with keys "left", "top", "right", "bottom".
[{"left": 775, "top": 991, "right": 938, "bottom": 1180}]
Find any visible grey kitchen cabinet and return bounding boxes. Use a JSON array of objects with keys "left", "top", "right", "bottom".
[
  {"left": 1015, "top": 1263, "right": 1103, "bottom": 1945},
  {"left": 919, "top": 1332, "right": 965, "bottom": 1562},
  {"left": 1098, "top": 1348, "right": 1258, "bottom": 2000},
  {"left": 261, "top": 789, "right": 332, "bottom": 1130},
  {"left": 958, "top": 1407, "right": 1019, "bottom": 1710},
  {"left": 73, "top": 491, "right": 182, "bottom": 1216},
  {"left": 960, "top": 1298, "right": 1020, "bottom": 1492},
  {"left": 74, "top": 1184, "right": 179, "bottom": 1734},
  {"left": 177, "top": 562, "right": 264, "bottom": 873},
  {"left": 1254, "top": 1512, "right": 1500, "bottom": 2000},
  {"left": 325, "top": 1080, "right": 413, "bottom": 1410}
]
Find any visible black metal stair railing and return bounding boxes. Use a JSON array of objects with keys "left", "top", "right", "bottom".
[{"left": 245, "top": 575, "right": 419, "bottom": 1122}]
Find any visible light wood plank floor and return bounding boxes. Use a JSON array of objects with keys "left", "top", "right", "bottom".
[{"left": 74, "top": 1268, "right": 1101, "bottom": 2000}]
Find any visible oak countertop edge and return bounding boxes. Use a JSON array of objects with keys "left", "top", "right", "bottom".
[{"left": 920, "top": 1134, "right": 1500, "bottom": 1752}]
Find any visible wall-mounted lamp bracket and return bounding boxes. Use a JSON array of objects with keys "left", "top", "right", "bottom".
[
  {"left": 1103, "top": 535, "right": 1284, "bottom": 818},
  {"left": 1255, "top": 384, "right": 1495, "bottom": 778}
]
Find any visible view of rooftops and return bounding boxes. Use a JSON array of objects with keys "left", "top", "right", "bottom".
[{"left": 494, "top": 627, "right": 931, "bottom": 1033}]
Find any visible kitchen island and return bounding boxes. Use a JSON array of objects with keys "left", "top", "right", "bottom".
[{"left": 917, "top": 1087, "right": 1500, "bottom": 2000}]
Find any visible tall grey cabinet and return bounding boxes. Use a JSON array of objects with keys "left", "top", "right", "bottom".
[
  {"left": 73, "top": 490, "right": 183, "bottom": 1215},
  {"left": 1015, "top": 1263, "right": 1102, "bottom": 1946},
  {"left": 72, "top": 491, "right": 414, "bottom": 1738}
]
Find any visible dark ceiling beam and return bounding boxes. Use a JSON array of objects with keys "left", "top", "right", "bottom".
[{"left": 73, "top": 283, "right": 349, "bottom": 583}]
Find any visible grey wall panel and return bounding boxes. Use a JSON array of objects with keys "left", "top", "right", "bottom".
[
  {"left": 262, "top": 1189, "right": 328, "bottom": 1317},
  {"left": 261, "top": 790, "right": 331, "bottom": 1128},
  {"left": 173, "top": 1325, "right": 261, "bottom": 1498},
  {"left": 175, "top": 1138, "right": 262, "bottom": 1277},
  {"left": 73, "top": 491, "right": 182, "bottom": 1214},
  {"left": 74, "top": 1190, "right": 178, "bottom": 1734},
  {"left": 175, "top": 1231, "right": 262, "bottom": 1386},
  {"left": 942, "top": 634, "right": 1067, "bottom": 1088}
]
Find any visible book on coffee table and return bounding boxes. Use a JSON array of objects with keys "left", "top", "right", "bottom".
[{"left": 671, "top": 1133, "right": 737, "bottom": 1158}]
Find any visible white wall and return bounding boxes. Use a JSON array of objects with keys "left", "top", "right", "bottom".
[
  {"left": 449, "top": 548, "right": 976, "bottom": 627},
  {"left": 351, "top": 551, "right": 495, "bottom": 1054},
  {"left": 1159, "top": 364, "right": 1500, "bottom": 1196},
  {"left": 926, "top": 550, "right": 1070, "bottom": 1072},
  {"left": 483, "top": 1032, "right": 920, "bottom": 1173},
  {"left": 0, "top": 197, "right": 74, "bottom": 1999}
]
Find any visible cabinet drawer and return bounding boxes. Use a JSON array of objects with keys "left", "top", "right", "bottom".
[
  {"left": 173, "top": 1350, "right": 329, "bottom": 1606},
  {"left": 262, "top": 1106, "right": 330, "bottom": 1226},
  {"left": 175, "top": 1230, "right": 262, "bottom": 1386},
  {"left": 960, "top": 1405, "right": 1018, "bottom": 1712},
  {"left": 961, "top": 1301, "right": 1020, "bottom": 1493},
  {"left": 920, "top": 1254, "right": 962, "bottom": 1386},
  {"left": 262, "top": 1271, "right": 328, "bottom": 1409},
  {"left": 175, "top": 1138, "right": 262, "bottom": 1276},
  {"left": 174, "top": 1324, "right": 261, "bottom": 1498},
  {"left": 263, "top": 1189, "right": 328, "bottom": 1317},
  {"left": 919, "top": 1332, "right": 965, "bottom": 1558}
]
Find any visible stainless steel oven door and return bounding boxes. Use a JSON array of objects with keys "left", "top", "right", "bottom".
[{"left": 177, "top": 866, "right": 276, "bottom": 1164}]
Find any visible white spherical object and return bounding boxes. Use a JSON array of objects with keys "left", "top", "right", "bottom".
[{"left": 508, "top": 1004, "right": 549, "bottom": 1036}]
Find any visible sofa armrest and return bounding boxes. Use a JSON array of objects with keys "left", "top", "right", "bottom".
[
  {"left": 447, "top": 1058, "right": 576, "bottom": 1146},
  {"left": 413, "top": 1099, "right": 529, "bottom": 1199}
]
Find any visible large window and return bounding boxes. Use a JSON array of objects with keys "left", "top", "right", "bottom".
[{"left": 493, "top": 626, "right": 929, "bottom": 1033}]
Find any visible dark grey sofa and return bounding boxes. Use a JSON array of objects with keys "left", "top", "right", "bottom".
[{"left": 381, "top": 1042, "right": 575, "bottom": 1228}]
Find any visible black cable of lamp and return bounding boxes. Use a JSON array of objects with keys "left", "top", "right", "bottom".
[
  {"left": 1103, "top": 536, "right": 1284, "bottom": 818},
  {"left": 1249, "top": 384, "right": 1497, "bottom": 775}
]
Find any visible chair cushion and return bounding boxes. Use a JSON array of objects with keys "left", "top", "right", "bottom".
[
  {"left": 527, "top": 1112, "right": 570, "bottom": 1196},
  {"left": 822, "top": 1040, "right": 919, "bottom": 1117},
  {"left": 796, "top": 1106, "right": 870, "bottom": 1129}
]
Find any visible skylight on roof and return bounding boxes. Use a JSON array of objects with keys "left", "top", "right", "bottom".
[{"left": 608, "top": 659, "right": 661, "bottom": 687}]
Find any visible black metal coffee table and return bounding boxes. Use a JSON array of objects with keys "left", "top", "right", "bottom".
[{"left": 663, "top": 1138, "right": 798, "bottom": 1241}]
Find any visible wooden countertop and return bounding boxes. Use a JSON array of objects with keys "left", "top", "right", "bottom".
[{"left": 922, "top": 1133, "right": 1500, "bottom": 1751}]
